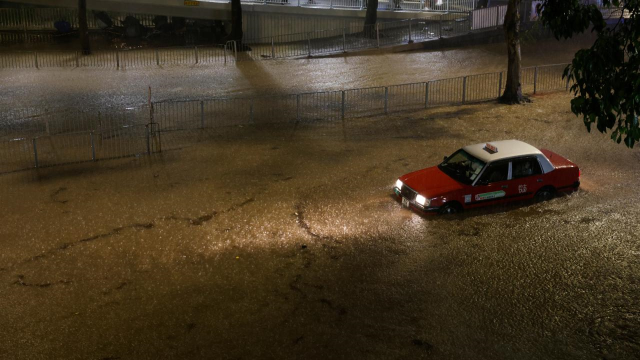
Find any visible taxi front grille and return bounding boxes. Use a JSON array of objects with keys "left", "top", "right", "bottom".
[{"left": 400, "top": 185, "right": 417, "bottom": 201}]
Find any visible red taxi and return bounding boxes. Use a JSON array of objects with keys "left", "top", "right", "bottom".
[{"left": 393, "top": 140, "right": 580, "bottom": 214}]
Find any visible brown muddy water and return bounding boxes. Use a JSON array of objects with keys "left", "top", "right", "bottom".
[
  {"left": 0, "top": 93, "right": 638, "bottom": 359},
  {"left": 0, "top": 33, "right": 597, "bottom": 112}
]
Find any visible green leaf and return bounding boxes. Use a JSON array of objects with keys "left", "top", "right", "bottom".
[{"left": 539, "top": 0, "right": 640, "bottom": 147}]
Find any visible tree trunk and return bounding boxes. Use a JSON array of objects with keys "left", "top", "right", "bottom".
[
  {"left": 228, "top": 0, "right": 243, "bottom": 48},
  {"left": 364, "top": 0, "right": 378, "bottom": 37},
  {"left": 500, "top": 0, "right": 527, "bottom": 104},
  {"left": 78, "top": 0, "right": 90, "bottom": 55}
]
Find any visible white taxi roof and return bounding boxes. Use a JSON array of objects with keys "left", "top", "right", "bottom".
[{"left": 462, "top": 140, "right": 542, "bottom": 163}]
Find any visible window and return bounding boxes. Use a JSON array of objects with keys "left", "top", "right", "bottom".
[
  {"left": 438, "top": 149, "right": 486, "bottom": 185},
  {"left": 512, "top": 157, "right": 542, "bottom": 179},
  {"left": 477, "top": 161, "right": 509, "bottom": 184}
]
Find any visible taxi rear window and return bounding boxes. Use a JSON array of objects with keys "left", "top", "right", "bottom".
[{"left": 512, "top": 157, "right": 542, "bottom": 179}]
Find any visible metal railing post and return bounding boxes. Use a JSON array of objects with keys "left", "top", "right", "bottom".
[
  {"left": 149, "top": 100, "right": 154, "bottom": 127},
  {"left": 462, "top": 76, "right": 467, "bottom": 103},
  {"left": 34, "top": 51, "right": 38, "bottom": 69},
  {"left": 90, "top": 131, "right": 96, "bottom": 161},
  {"left": 296, "top": 94, "right": 300, "bottom": 122},
  {"left": 146, "top": 125, "right": 151, "bottom": 155},
  {"left": 342, "top": 28, "right": 346, "bottom": 52},
  {"left": 376, "top": 23, "right": 380, "bottom": 48},
  {"left": 75, "top": 51, "right": 80, "bottom": 67},
  {"left": 155, "top": 49, "right": 160, "bottom": 66},
  {"left": 425, "top": 81, "right": 430, "bottom": 108},
  {"left": 250, "top": 99, "right": 254, "bottom": 123},
  {"left": 408, "top": 19, "right": 412, "bottom": 43},
  {"left": 224, "top": 44, "right": 227, "bottom": 63},
  {"left": 307, "top": 33, "right": 311, "bottom": 57},
  {"left": 330, "top": 0, "right": 333, "bottom": 8},
  {"left": 98, "top": 111, "right": 102, "bottom": 140},
  {"left": 384, "top": 87, "right": 389, "bottom": 113},
  {"left": 498, "top": 71, "right": 503, "bottom": 97},
  {"left": 116, "top": 50, "right": 120, "bottom": 69},
  {"left": 21, "top": 7, "right": 28, "bottom": 43},
  {"left": 271, "top": 37, "right": 275, "bottom": 58},
  {"left": 200, "top": 100, "right": 205, "bottom": 129},
  {"left": 341, "top": 91, "right": 345, "bottom": 120},
  {"left": 234, "top": 41, "right": 237, "bottom": 58},
  {"left": 533, "top": 67, "right": 538, "bottom": 94},
  {"left": 32, "top": 138, "right": 38, "bottom": 168},
  {"left": 195, "top": 46, "right": 199, "bottom": 64},
  {"left": 439, "top": 15, "right": 443, "bottom": 39},
  {"left": 496, "top": 6, "right": 500, "bottom": 27}
]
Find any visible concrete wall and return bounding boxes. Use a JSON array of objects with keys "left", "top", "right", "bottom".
[{"left": 243, "top": 11, "right": 364, "bottom": 40}]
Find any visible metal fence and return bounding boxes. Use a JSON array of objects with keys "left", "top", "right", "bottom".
[
  {"left": 0, "top": 2, "right": 479, "bottom": 48},
  {"left": 245, "top": 14, "right": 467, "bottom": 58},
  {"left": 0, "top": 2, "right": 538, "bottom": 68},
  {"left": 0, "top": 1, "right": 629, "bottom": 51},
  {"left": 0, "top": 13, "right": 472, "bottom": 68},
  {"left": 471, "top": 5, "right": 507, "bottom": 30},
  {"left": 0, "top": 42, "right": 237, "bottom": 69},
  {"left": 0, "top": 1, "right": 481, "bottom": 30},
  {"left": 0, "top": 63, "right": 570, "bottom": 174},
  {"left": 0, "top": 106, "right": 149, "bottom": 141},
  {"left": 0, "top": 1, "right": 481, "bottom": 37},
  {"left": 292, "top": 0, "right": 479, "bottom": 11},
  {"left": 238, "top": 0, "right": 478, "bottom": 11}
]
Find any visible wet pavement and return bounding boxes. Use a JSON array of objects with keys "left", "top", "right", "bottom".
[
  {"left": 0, "top": 93, "right": 639, "bottom": 359},
  {"left": 0, "top": 33, "right": 596, "bottom": 113}
]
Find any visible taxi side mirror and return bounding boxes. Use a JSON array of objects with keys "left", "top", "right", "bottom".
[{"left": 443, "top": 156, "right": 448, "bottom": 162}]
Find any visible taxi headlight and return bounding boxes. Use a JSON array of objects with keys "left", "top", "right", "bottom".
[
  {"left": 416, "top": 194, "right": 429, "bottom": 207},
  {"left": 395, "top": 179, "right": 403, "bottom": 189}
]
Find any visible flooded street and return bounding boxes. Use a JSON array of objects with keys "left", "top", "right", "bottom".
[
  {"left": 0, "top": 33, "right": 596, "bottom": 112},
  {"left": 1, "top": 92, "right": 639, "bottom": 359}
]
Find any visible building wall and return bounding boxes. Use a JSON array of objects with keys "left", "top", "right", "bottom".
[{"left": 243, "top": 11, "right": 364, "bottom": 40}]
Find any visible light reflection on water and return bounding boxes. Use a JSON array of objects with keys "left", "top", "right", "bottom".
[
  {"left": 0, "top": 34, "right": 597, "bottom": 115},
  {"left": 2, "top": 34, "right": 639, "bottom": 359}
]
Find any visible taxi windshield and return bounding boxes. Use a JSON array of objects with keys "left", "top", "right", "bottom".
[{"left": 438, "top": 149, "right": 486, "bottom": 185}]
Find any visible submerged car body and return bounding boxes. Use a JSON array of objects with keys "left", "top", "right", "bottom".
[{"left": 393, "top": 140, "right": 580, "bottom": 214}]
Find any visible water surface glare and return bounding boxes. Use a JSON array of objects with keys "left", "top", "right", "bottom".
[{"left": 0, "top": 93, "right": 638, "bottom": 359}]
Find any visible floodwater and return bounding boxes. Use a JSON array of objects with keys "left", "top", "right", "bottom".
[
  {"left": 0, "top": 33, "right": 596, "bottom": 112},
  {"left": 1, "top": 92, "right": 639, "bottom": 359}
]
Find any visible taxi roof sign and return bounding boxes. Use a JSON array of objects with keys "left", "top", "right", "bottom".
[
  {"left": 484, "top": 143, "right": 498, "bottom": 153},
  {"left": 464, "top": 140, "right": 543, "bottom": 162}
]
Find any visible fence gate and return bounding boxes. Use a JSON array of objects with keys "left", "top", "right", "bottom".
[{"left": 146, "top": 122, "right": 161, "bottom": 154}]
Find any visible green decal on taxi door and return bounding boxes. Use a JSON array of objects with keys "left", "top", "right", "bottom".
[{"left": 475, "top": 190, "right": 506, "bottom": 201}]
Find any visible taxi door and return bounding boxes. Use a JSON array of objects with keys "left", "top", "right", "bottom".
[
  {"left": 510, "top": 156, "right": 545, "bottom": 200},
  {"left": 468, "top": 160, "right": 519, "bottom": 207}
]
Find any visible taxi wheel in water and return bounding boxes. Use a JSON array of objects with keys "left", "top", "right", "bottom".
[
  {"left": 534, "top": 186, "right": 556, "bottom": 203},
  {"left": 439, "top": 202, "right": 462, "bottom": 215}
]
